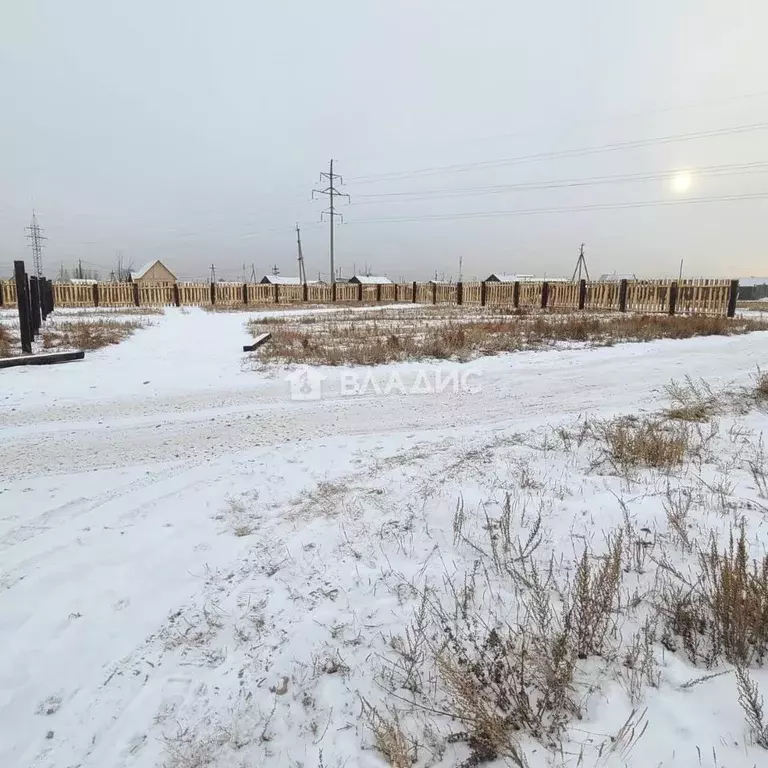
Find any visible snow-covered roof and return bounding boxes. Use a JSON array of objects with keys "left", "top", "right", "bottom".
[
  {"left": 69, "top": 278, "right": 97, "bottom": 285},
  {"left": 598, "top": 272, "right": 637, "bottom": 282},
  {"left": 486, "top": 273, "right": 535, "bottom": 282},
  {"left": 259, "top": 276, "right": 319, "bottom": 285},
  {"left": 349, "top": 275, "right": 393, "bottom": 284},
  {"left": 130, "top": 259, "right": 175, "bottom": 281},
  {"left": 739, "top": 277, "right": 768, "bottom": 287}
]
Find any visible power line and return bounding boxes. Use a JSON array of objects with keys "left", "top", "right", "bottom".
[
  {"left": 348, "top": 121, "right": 768, "bottom": 184},
  {"left": 343, "top": 192, "right": 768, "bottom": 225},
  {"left": 312, "top": 159, "right": 350, "bottom": 285},
  {"left": 352, "top": 161, "right": 768, "bottom": 203},
  {"left": 25, "top": 211, "right": 47, "bottom": 279}
]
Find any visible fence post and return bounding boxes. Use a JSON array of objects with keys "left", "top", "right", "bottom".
[
  {"left": 274, "top": 283, "right": 280, "bottom": 304},
  {"left": 92, "top": 282, "right": 100, "bottom": 308},
  {"left": 727, "top": 279, "right": 739, "bottom": 318},
  {"left": 132, "top": 282, "right": 140, "bottom": 307},
  {"left": 29, "top": 276, "right": 42, "bottom": 335},
  {"left": 48, "top": 279, "right": 55, "bottom": 313},
  {"left": 40, "top": 279, "right": 47, "bottom": 322},
  {"left": 668, "top": 281, "right": 678, "bottom": 316},
  {"left": 541, "top": 281, "right": 549, "bottom": 309},
  {"left": 358, "top": 282, "right": 363, "bottom": 302},
  {"left": 513, "top": 281, "right": 520, "bottom": 309},
  {"left": 303, "top": 282, "right": 308, "bottom": 302},
  {"left": 210, "top": 281, "right": 216, "bottom": 306},
  {"left": 480, "top": 280, "right": 487, "bottom": 307},
  {"left": 618, "top": 279, "right": 628, "bottom": 312},
  {"left": 578, "top": 279, "right": 587, "bottom": 310},
  {"left": 394, "top": 283, "right": 399, "bottom": 302},
  {"left": 412, "top": 280, "right": 417, "bottom": 303},
  {"left": 0, "top": 281, "right": 4, "bottom": 307},
  {"left": 14, "top": 261, "right": 33, "bottom": 354},
  {"left": 456, "top": 281, "right": 463, "bottom": 306},
  {"left": 376, "top": 283, "right": 382, "bottom": 302},
  {"left": 175, "top": 283, "right": 182, "bottom": 307}
]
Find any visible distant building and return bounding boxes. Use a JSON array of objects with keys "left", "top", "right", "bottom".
[
  {"left": 348, "top": 275, "right": 393, "bottom": 285},
  {"left": 485, "top": 273, "right": 568, "bottom": 283},
  {"left": 130, "top": 260, "right": 176, "bottom": 285},
  {"left": 259, "top": 275, "right": 319, "bottom": 285},
  {"left": 69, "top": 278, "right": 97, "bottom": 285},
  {"left": 485, "top": 273, "right": 535, "bottom": 283},
  {"left": 598, "top": 272, "right": 637, "bottom": 282},
  {"left": 738, "top": 277, "right": 768, "bottom": 301}
]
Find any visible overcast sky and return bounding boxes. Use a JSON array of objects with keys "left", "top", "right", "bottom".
[{"left": 2, "top": 1, "right": 767, "bottom": 281}]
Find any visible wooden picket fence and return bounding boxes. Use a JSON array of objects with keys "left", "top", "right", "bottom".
[{"left": 0, "top": 278, "right": 739, "bottom": 317}]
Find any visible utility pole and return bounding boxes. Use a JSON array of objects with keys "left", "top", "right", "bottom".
[
  {"left": 571, "top": 243, "right": 591, "bottom": 283},
  {"left": 25, "top": 211, "right": 46, "bottom": 279},
  {"left": 250, "top": 264, "right": 257, "bottom": 283},
  {"left": 678, "top": 259, "right": 684, "bottom": 281},
  {"left": 459, "top": 254, "right": 463, "bottom": 282},
  {"left": 296, "top": 224, "right": 306, "bottom": 284},
  {"left": 271, "top": 264, "right": 280, "bottom": 276},
  {"left": 78, "top": 259, "right": 84, "bottom": 280},
  {"left": 312, "top": 159, "right": 349, "bottom": 285},
  {"left": 209, "top": 264, "right": 216, "bottom": 283}
]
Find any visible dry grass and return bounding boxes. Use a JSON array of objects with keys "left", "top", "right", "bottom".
[
  {"left": 735, "top": 666, "right": 768, "bottom": 748},
  {"left": 42, "top": 318, "right": 145, "bottom": 350},
  {"left": 589, "top": 416, "right": 690, "bottom": 474},
  {"left": 246, "top": 308, "right": 768, "bottom": 367},
  {"left": 665, "top": 377, "right": 720, "bottom": 422},
  {"left": 660, "top": 522, "right": 768, "bottom": 667},
  {"left": 755, "top": 370, "right": 768, "bottom": 401},
  {"left": 0, "top": 324, "right": 15, "bottom": 358},
  {"left": 361, "top": 701, "right": 416, "bottom": 767}
]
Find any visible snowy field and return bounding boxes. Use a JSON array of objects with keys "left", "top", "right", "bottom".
[{"left": 2, "top": 307, "right": 768, "bottom": 768}]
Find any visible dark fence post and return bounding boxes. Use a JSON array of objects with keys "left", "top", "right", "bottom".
[
  {"left": 0, "top": 281, "right": 4, "bottom": 307},
  {"left": 29, "top": 276, "right": 42, "bottom": 335},
  {"left": 14, "top": 261, "right": 33, "bottom": 354},
  {"left": 210, "top": 281, "right": 216, "bottom": 306},
  {"left": 274, "top": 283, "right": 280, "bottom": 304},
  {"left": 376, "top": 283, "right": 382, "bottom": 302},
  {"left": 175, "top": 283, "right": 182, "bottom": 307},
  {"left": 727, "top": 279, "right": 739, "bottom": 318},
  {"left": 668, "top": 281, "right": 678, "bottom": 316},
  {"left": 40, "top": 279, "right": 47, "bottom": 322},
  {"left": 618, "top": 279, "right": 628, "bottom": 312},
  {"left": 541, "top": 281, "right": 549, "bottom": 309},
  {"left": 456, "top": 281, "right": 463, "bottom": 306},
  {"left": 412, "top": 280, "right": 417, "bottom": 303},
  {"left": 578, "top": 279, "right": 587, "bottom": 310},
  {"left": 48, "top": 279, "right": 55, "bottom": 313},
  {"left": 394, "top": 283, "right": 399, "bottom": 302},
  {"left": 513, "top": 281, "right": 520, "bottom": 309},
  {"left": 133, "top": 282, "right": 140, "bottom": 307},
  {"left": 358, "top": 282, "right": 363, "bottom": 302},
  {"left": 432, "top": 281, "right": 437, "bottom": 305},
  {"left": 303, "top": 282, "right": 309, "bottom": 302},
  {"left": 92, "top": 281, "right": 100, "bottom": 308},
  {"left": 332, "top": 282, "right": 337, "bottom": 303},
  {"left": 480, "top": 280, "right": 487, "bottom": 307}
]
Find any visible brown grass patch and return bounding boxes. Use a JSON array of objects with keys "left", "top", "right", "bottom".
[
  {"left": 42, "top": 319, "right": 146, "bottom": 350},
  {"left": 246, "top": 308, "right": 768, "bottom": 367},
  {"left": 0, "top": 324, "right": 15, "bottom": 358}
]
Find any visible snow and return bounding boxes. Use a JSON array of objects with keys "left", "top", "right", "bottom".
[
  {"left": 349, "top": 275, "right": 393, "bottom": 284},
  {"left": 2, "top": 307, "right": 768, "bottom": 767}
]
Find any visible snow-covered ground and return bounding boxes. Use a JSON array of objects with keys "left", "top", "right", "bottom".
[{"left": 2, "top": 308, "right": 768, "bottom": 768}]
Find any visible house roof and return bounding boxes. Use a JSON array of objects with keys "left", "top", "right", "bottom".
[
  {"left": 598, "top": 272, "right": 637, "bottom": 281},
  {"left": 739, "top": 277, "right": 768, "bottom": 287},
  {"left": 349, "top": 275, "right": 393, "bottom": 284},
  {"left": 130, "top": 259, "right": 175, "bottom": 281},
  {"left": 70, "top": 278, "right": 97, "bottom": 285},
  {"left": 259, "top": 275, "right": 319, "bottom": 285},
  {"left": 486, "top": 273, "right": 535, "bottom": 282}
]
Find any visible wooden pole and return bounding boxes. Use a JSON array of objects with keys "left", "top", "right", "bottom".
[
  {"left": 541, "top": 281, "right": 549, "bottom": 309},
  {"left": 432, "top": 281, "right": 437, "bottom": 305},
  {"left": 618, "top": 279, "right": 628, "bottom": 312},
  {"left": 578, "top": 279, "right": 587, "bottom": 310},
  {"left": 358, "top": 282, "right": 363, "bottom": 302},
  {"left": 133, "top": 282, "right": 140, "bottom": 307},
  {"left": 456, "top": 281, "right": 463, "bottom": 306},
  {"left": 174, "top": 283, "right": 182, "bottom": 307},
  {"left": 394, "top": 283, "right": 399, "bottom": 302},
  {"left": 332, "top": 282, "right": 337, "bottom": 303},
  {"left": 412, "top": 280, "right": 417, "bottom": 303},
  {"left": 480, "top": 281, "right": 487, "bottom": 307},
  {"left": 727, "top": 279, "right": 739, "bottom": 318},
  {"left": 210, "top": 281, "right": 216, "bottom": 306},
  {"left": 668, "top": 281, "right": 678, "bottom": 316},
  {"left": 14, "top": 261, "right": 33, "bottom": 354},
  {"left": 274, "top": 283, "right": 280, "bottom": 304},
  {"left": 376, "top": 283, "right": 382, "bottom": 302},
  {"left": 513, "top": 281, "right": 520, "bottom": 309},
  {"left": 29, "top": 276, "right": 42, "bottom": 336},
  {"left": 303, "top": 281, "right": 308, "bottom": 302},
  {"left": 92, "top": 281, "right": 100, "bottom": 308}
]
